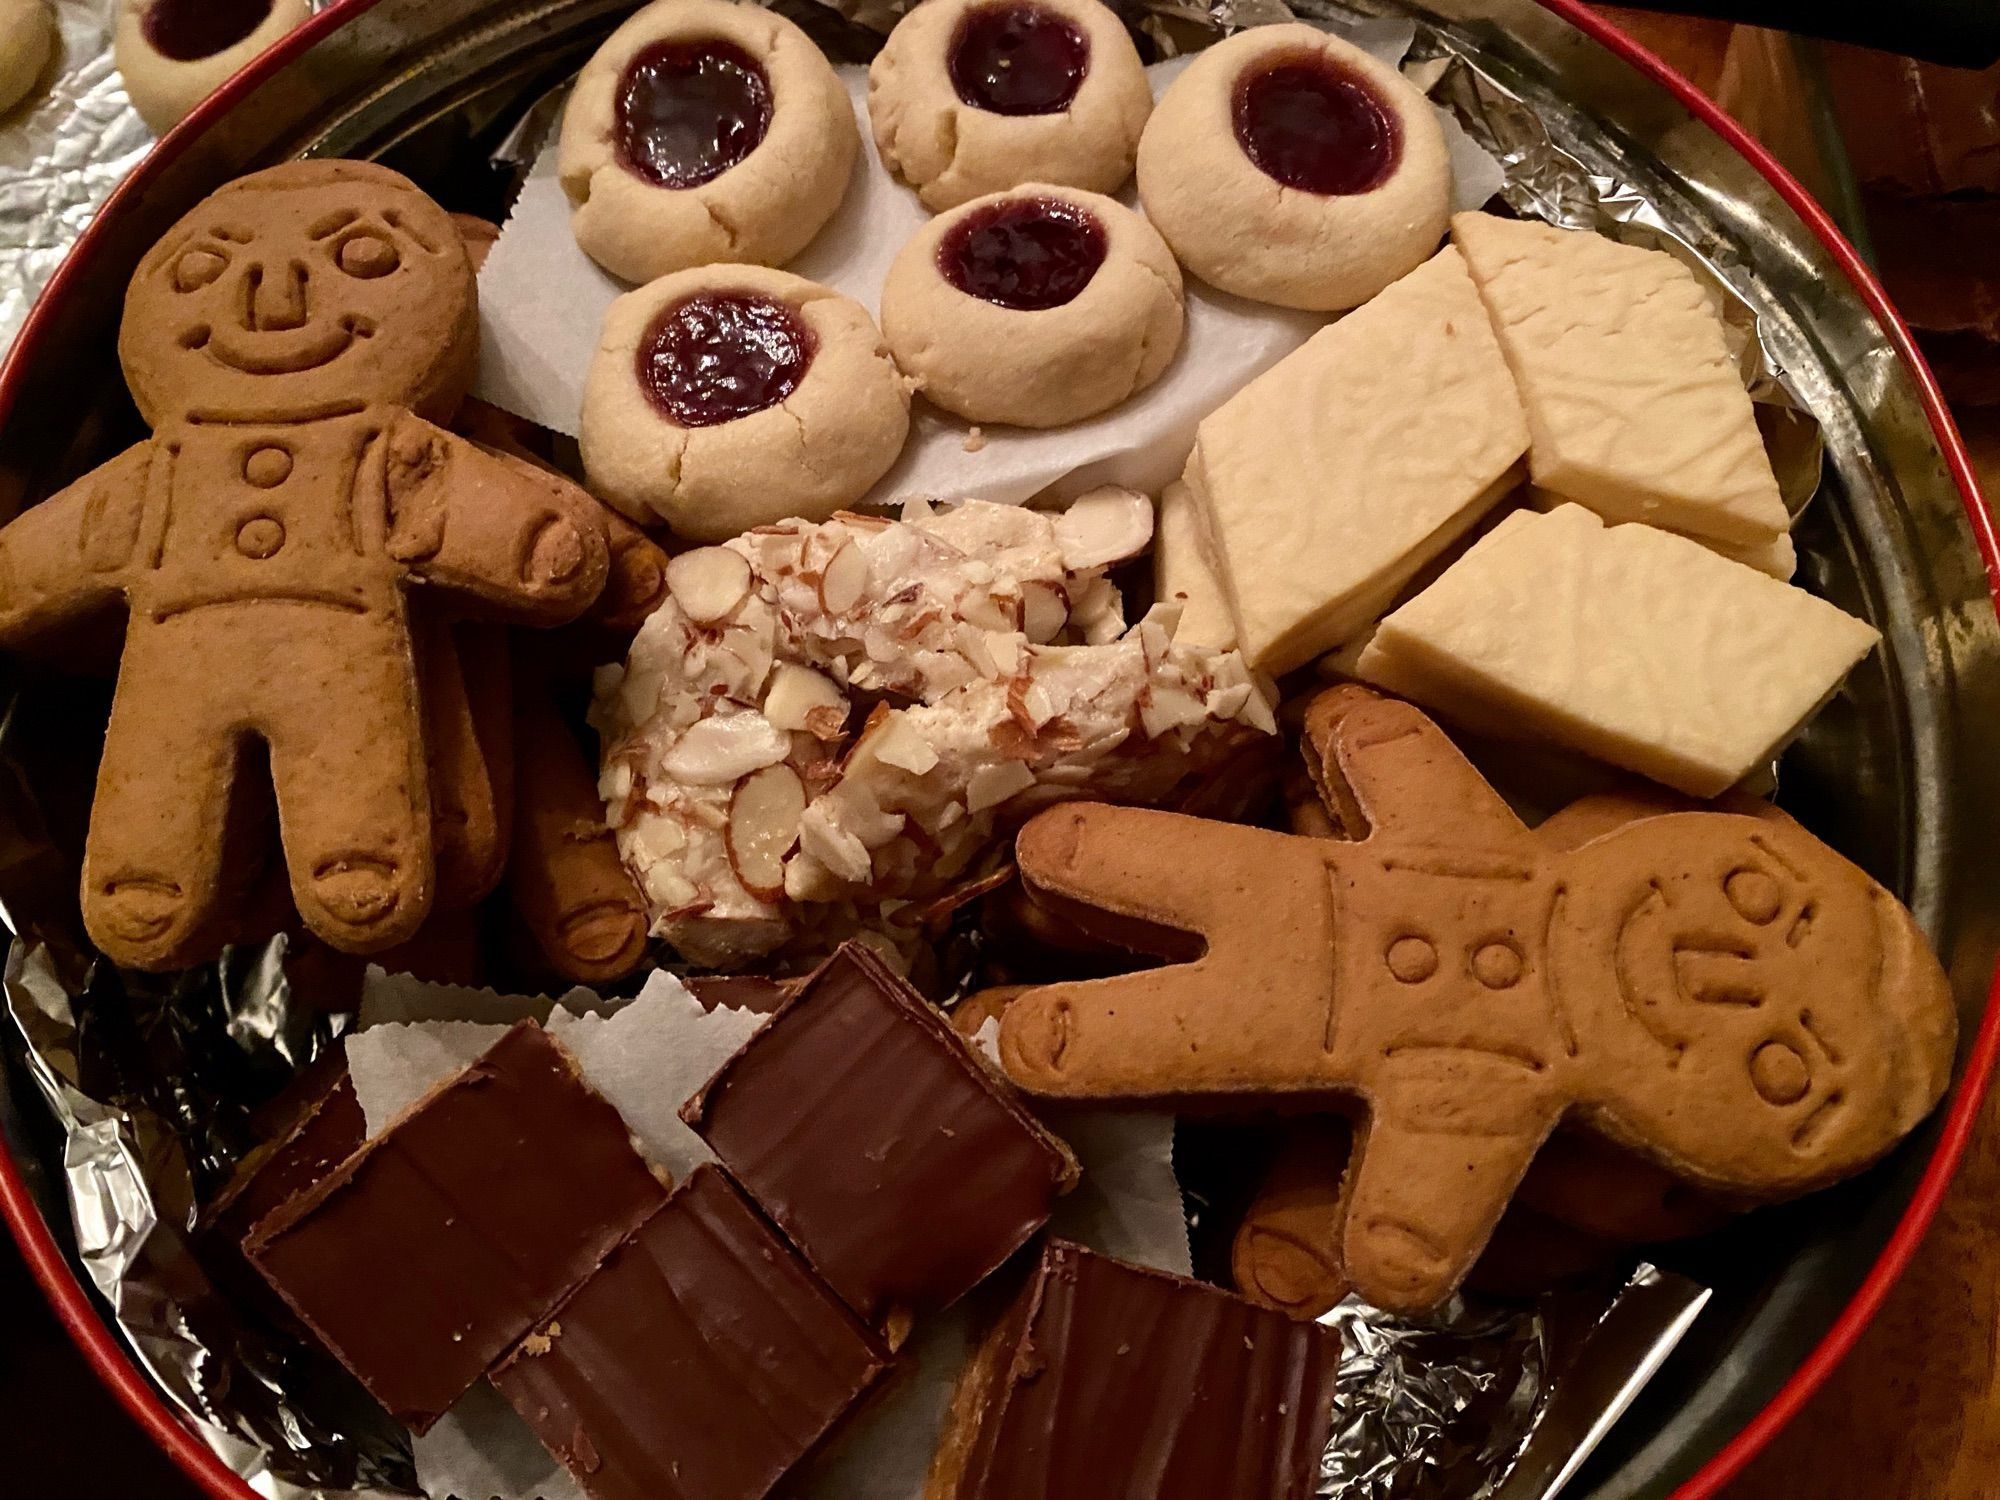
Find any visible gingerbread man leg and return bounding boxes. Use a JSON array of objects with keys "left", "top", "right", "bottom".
[
  {"left": 260, "top": 609, "right": 433, "bottom": 952},
  {"left": 997, "top": 803, "right": 1337, "bottom": 1098},
  {"left": 82, "top": 619, "right": 246, "bottom": 968}
]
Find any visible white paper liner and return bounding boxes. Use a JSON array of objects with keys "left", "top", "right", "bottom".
[
  {"left": 342, "top": 970, "right": 1187, "bottom": 1500},
  {"left": 472, "top": 24, "right": 1500, "bottom": 513}
]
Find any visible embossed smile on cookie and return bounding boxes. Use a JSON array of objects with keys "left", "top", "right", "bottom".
[
  {"left": 140, "top": 0, "right": 275, "bottom": 63},
  {"left": 938, "top": 195, "right": 1106, "bottom": 309},
  {"left": 1232, "top": 50, "right": 1402, "bottom": 195},
  {"left": 614, "top": 39, "right": 774, "bottom": 189},
  {"left": 948, "top": 2, "right": 1091, "bottom": 116},
  {"left": 168, "top": 216, "right": 422, "bottom": 377},
  {"left": 637, "top": 291, "right": 818, "bottom": 427}
]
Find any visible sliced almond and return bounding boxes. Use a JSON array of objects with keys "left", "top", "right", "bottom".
[
  {"left": 867, "top": 712, "right": 940, "bottom": 776},
  {"left": 661, "top": 713, "right": 789, "bottom": 784},
  {"left": 1020, "top": 580, "right": 1069, "bottom": 644},
  {"left": 967, "top": 760, "right": 1037, "bottom": 813},
  {"left": 666, "top": 548, "right": 753, "bottom": 624},
  {"left": 818, "top": 540, "right": 869, "bottom": 615},
  {"left": 798, "top": 802, "right": 873, "bottom": 884},
  {"left": 1055, "top": 486, "right": 1155, "bottom": 571},
  {"left": 725, "top": 764, "right": 807, "bottom": 901},
  {"left": 764, "top": 662, "right": 847, "bottom": 734}
]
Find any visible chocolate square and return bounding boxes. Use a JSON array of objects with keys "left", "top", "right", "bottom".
[
  {"left": 246, "top": 1021, "right": 667, "bottom": 1430},
  {"left": 929, "top": 1239, "right": 1343, "bottom": 1500},
  {"left": 683, "top": 943, "right": 1076, "bottom": 1329},
  {"left": 493, "top": 1164, "right": 890, "bottom": 1500}
]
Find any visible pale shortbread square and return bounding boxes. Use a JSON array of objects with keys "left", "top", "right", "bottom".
[
  {"left": 1452, "top": 211, "right": 1788, "bottom": 549},
  {"left": 1153, "top": 480, "right": 1237, "bottom": 651},
  {"left": 1355, "top": 504, "right": 1879, "bottom": 797},
  {"left": 1182, "top": 245, "right": 1528, "bottom": 677}
]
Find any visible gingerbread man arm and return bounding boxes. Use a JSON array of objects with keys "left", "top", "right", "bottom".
[
  {"left": 0, "top": 443, "right": 153, "bottom": 642},
  {"left": 996, "top": 803, "right": 1339, "bottom": 1099},
  {"left": 383, "top": 413, "right": 609, "bottom": 625},
  {"left": 1304, "top": 684, "right": 1533, "bottom": 852}
]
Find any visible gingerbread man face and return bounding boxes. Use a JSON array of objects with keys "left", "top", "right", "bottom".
[
  {"left": 1556, "top": 811, "right": 1955, "bottom": 1191},
  {"left": 119, "top": 159, "right": 477, "bottom": 425}
]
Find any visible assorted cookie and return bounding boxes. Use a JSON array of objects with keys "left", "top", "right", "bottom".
[
  {"left": 0, "top": 160, "right": 609, "bottom": 968},
  {"left": 881, "top": 183, "right": 1184, "bottom": 426},
  {"left": 115, "top": 0, "right": 312, "bottom": 132},
  {"left": 580, "top": 264, "right": 910, "bottom": 539},
  {"left": 869, "top": 0, "right": 1153, "bottom": 210},
  {"left": 0, "top": 0, "right": 55, "bottom": 116},
  {"left": 558, "top": 0, "right": 858, "bottom": 282},
  {"left": 994, "top": 685, "right": 1957, "bottom": 1311},
  {"left": 1138, "top": 24, "right": 1452, "bottom": 310}
]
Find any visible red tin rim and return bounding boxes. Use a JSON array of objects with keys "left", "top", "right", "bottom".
[{"left": 1, "top": 3, "right": 1996, "bottom": 1499}]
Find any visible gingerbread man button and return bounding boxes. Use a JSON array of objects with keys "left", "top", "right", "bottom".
[
  {"left": 0, "top": 160, "right": 610, "bottom": 970},
  {"left": 996, "top": 685, "right": 1957, "bottom": 1312}
]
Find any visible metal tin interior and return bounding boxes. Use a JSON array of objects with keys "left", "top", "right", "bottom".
[{"left": 1, "top": 2, "right": 1995, "bottom": 1496}]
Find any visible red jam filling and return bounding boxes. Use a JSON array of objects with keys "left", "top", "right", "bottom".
[
  {"left": 637, "top": 293, "right": 816, "bottom": 427},
  {"left": 615, "top": 40, "right": 774, "bottom": 190},
  {"left": 947, "top": 2, "right": 1091, "bottom": 117},
  {"left": 142, "top": 0, "right": 274, "bottom": 63},
  {"left": 1232, "top": 53, "right": 1402, "bottom": 196},
  {"left": 938, "top": 196, "right": 1106, "bottom": 310}
]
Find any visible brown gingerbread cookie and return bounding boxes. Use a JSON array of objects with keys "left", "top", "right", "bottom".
[
  {"left": 0, "top": 160, "right": 611, "bottom": 969},
  {"left": 997, "top": 684, "right": 1958, "bottom": 1313}
]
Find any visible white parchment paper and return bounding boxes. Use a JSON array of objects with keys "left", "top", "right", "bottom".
[{"left": 473, "top": 22, "right": 1499, "bottom": 511}]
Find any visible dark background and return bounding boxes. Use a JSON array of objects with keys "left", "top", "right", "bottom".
[{"left": 0, "top": 1229, "right": 201, "bottom": 1498}]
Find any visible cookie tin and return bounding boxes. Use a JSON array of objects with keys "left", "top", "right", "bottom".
[{"left": 0, "top": 2, "right": 1994, "bottom": 1498}]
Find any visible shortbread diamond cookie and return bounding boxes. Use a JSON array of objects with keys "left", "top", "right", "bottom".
[
  {"left": 114, "top": 0, "right": 311, "bottom": 133},
  {"left": 881, "top": 184, "right": 1184, "bottom": 428},
  {"left": 1137, "top": 23, "right": 1451, "bottom": 311},
  {"left": 558, "top": 0, "right": 858, "bottom": 283},
  {"left": 0, "top": 0, "right": 56, "bottom": 117},
  {"left": 869, "top": 0, "right": 1152, "bottom": 212},
  {"left": 580, "top": 264, "right": 911, "bottom": 541}
]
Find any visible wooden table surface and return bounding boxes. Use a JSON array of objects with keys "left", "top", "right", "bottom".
[{"left": 1589, "top": 10, "right": 2000, "bottom": 1495}]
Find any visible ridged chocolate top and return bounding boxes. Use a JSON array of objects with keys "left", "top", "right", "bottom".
[
  {"left": 684, "top": 942, "right": 1077, "bottom": 1328},
  {"left": 246, "top": 1022, "right": 667, "bottom": 1431},
  {"left": 493, "top": 1165, "right": 889, "bottom": 1500},
  {"left": 942, "top": 1239, "right": 1343, "bottom": 1500}
]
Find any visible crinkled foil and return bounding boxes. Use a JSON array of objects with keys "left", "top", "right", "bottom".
[{"left": 0, "top": 2, "right": 1806, "bottom": 1497}]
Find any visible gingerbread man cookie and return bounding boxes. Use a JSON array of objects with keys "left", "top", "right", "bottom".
[
  {"left": 996, "top": 685, "right": 1957, "bottom": 1312},
  {"left": 0, "top": 160, "right": 610, "bottom": 970}
]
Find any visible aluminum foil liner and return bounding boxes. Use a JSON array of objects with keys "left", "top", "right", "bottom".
[{"left": 0, "top": 1, "right": 1808, "bottom": 1497}]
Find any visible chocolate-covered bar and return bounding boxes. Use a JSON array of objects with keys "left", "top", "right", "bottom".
[
  {"left": 247, "top": 1021, "right": 667, "bottom": 1430},
  {"left": 928, "top": 1239, "right": 1343, "bottom": 1500},
  {"left": 683, "top": 943, "right": 1076, "bottom": 1331},
  {"left": 202, "top": 1056, "right": 367, "bottom": 1250},
  {"left": 493, "top": 1164, "right": 890, "bottom": 1500}
]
